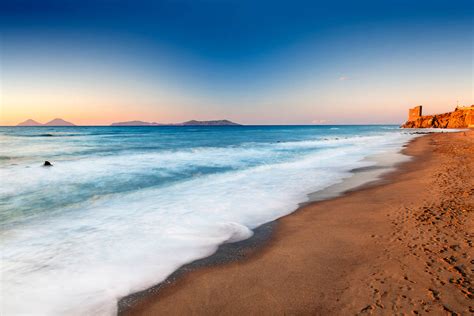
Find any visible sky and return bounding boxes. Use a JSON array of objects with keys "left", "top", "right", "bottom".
[{"left": 0, "top": 0, "right": 472, "bottom": 125}]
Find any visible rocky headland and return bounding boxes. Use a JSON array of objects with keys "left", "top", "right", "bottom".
[{"left": 401, "top": 106, "right": 474, "bottom": 128}]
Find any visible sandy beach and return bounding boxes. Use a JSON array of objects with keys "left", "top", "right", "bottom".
[
  {"left": 121, "top": 131, "right": 473, "bottom": 315},
  {"left": 3, "top": 2, "right": 472, "bottom": 314}
]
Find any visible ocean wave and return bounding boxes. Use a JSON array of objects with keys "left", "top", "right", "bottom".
[{"left": 0, "top": 127, "right": 416, "bottom": 315}]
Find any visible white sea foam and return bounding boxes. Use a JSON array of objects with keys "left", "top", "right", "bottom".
[
  {"left": 1, "top": 131, "right": 417, "bottom": 315},
  {"left": 0, "top": 135, "right": 390, "bottom": 197}
]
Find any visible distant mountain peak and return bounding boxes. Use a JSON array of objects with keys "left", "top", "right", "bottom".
[
  {"left": 16, "top": 118, "right": 76, "bottom": 126},
  {"left": 17, "top": 119, "right": 43, "bottom": 126},
  {"left": 180, "top": 119, "right": 240, "bottom": 126},
  {"left": 44, "top": 118, "right": 76, "bottom": 126}
]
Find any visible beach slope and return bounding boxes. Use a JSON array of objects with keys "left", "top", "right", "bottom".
[{"left": 122, "top": 131, "right": 473, "bottom": 315}]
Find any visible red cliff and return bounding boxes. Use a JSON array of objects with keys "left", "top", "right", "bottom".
[{"left": 401, "top": 106, "right": 474, "bottom": 129}]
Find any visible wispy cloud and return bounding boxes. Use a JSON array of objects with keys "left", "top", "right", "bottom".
[
  {"left": 311, "top": 119, "right": 329, "bottom": 124},
  {"left": 338, "top": 76, "right": 350, "bottom": 81}
]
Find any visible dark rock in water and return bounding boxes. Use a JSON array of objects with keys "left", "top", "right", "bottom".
[{"left": 43, "top": 161, "right": 53, "bottom": 167}]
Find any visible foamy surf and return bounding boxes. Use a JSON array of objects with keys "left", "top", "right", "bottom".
[{"left": 0, "top": 126, "right": 425, "bottom": 315}]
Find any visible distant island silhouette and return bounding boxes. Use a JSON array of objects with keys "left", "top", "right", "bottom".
[
  {"left": 17, "top": 118, "right": 76, "bottom": 126},
  {"left": 110, "top": 119, "right": 241, "bottom": 126}
]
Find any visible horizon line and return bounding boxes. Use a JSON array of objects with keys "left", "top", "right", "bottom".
[{"left": 2, "top": 123, "right": 404, "bottom": 127}]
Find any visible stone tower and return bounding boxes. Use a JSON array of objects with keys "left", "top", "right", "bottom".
[{"left": 408, "top": 105, "right": 422, "bottom": 121}]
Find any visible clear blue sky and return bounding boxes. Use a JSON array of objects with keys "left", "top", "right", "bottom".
[{"left": 1, "top": 0, "right": 472, "bottom": 125}]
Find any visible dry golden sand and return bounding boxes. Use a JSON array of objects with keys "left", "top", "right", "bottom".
[{"left": 122, "top": 131, "right": 473, "bottom": 316}]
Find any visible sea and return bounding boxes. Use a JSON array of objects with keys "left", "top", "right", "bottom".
[{"left": 1, "top": 125, "right": 422, "bottom": 315}]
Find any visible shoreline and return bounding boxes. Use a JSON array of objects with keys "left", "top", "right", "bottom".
[
  {"left": 118, "top": 220, "right": 277, "bottom": 312},
  {"left": 118, "top": 134, "right": 416, "bottom": 313},
  {"left": 120, "top": 131, "right": 473, "bottom": 315},
  {"left": 118, "top": 155, "right": 401, "bottom": 313}
]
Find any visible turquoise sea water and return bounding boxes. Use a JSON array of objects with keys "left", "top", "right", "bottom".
[{"left": 1, "top": 125, "right": 415, "bottom": 315}]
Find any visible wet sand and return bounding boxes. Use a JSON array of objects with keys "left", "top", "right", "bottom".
[{"left": 121, "top": 131, "right": 473, "bottom": 315}]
